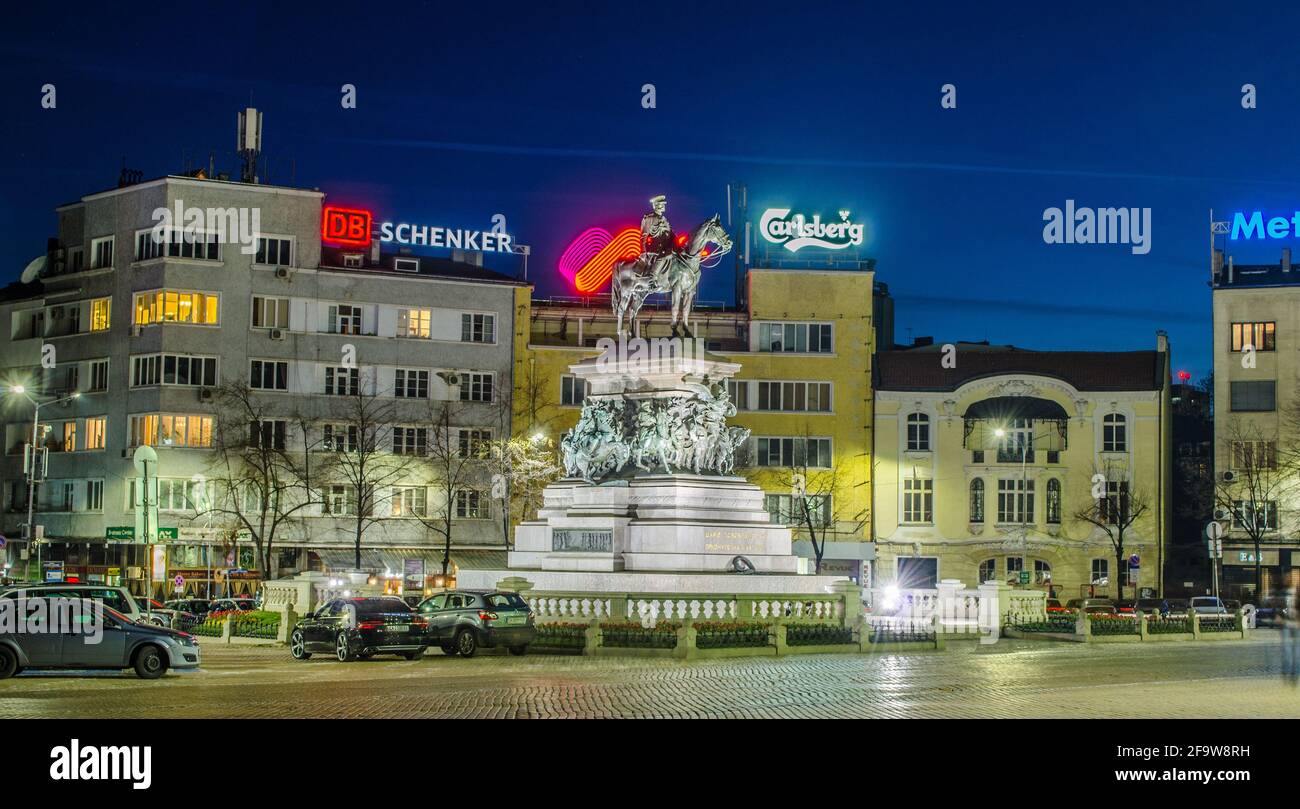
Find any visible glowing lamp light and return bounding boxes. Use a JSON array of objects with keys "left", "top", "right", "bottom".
[
  {"left": 882, "top": 584, "right": 901, "bottom": 612},
  {"left": 1177, "top": 370, "right": 1191, "bottom": 382},
  {"left": 674, "top": 233, "right": 688, "bottom": 248},
  {"left": 558, "top": 226, "right": 643, "bottom": 293}
]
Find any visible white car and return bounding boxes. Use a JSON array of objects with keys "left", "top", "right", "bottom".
[
  {"left": 0, "top": 584, "right": 155, "bottom": 624},
  {"left": 1189, "top": 596, "right": 1228, "bottom": 615}
]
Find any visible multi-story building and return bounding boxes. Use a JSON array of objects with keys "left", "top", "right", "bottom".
[
  {"left": 515, "top": 266, "right": 883, "bottom": 582},
  {"left": 1211, "top": 247, "right": 1300, "bottom": 597},
  {"left": 873, "top": 337, "right": 1173, "bottom": 598},
  {"left": 0, "top": 172, "right": 527, "bottom": 596}
]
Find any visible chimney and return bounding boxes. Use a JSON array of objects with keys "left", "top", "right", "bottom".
[
  {"left": 1156, "top": 329, "right": 1168, "bottom": 354},
  {"left": 1284, "top": 247, "right": 1292, "bottom": 273}
]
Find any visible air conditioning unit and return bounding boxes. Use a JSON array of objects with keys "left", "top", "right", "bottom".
[
  {"left": 1213, "top": 508, "right": 1230, "bottom": 521},
  {"left": 275, "top": 266, "right": 291, "bottom": 279},
  {"left": 437, "top": 371, "right": 461, "bottom": 387},
  {"left": 1220, "top": 471, "right": 1236, "bottom": 483},
  {"left": 270, "top": 328, "right": 286, "bottom": 341},
  {"left": 198, "top": 387, "right": 213, "bottom": 402}
]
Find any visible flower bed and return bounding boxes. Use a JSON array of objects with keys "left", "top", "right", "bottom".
[
  {"left": 1089, "top": 615, "right": 1139, "bottom": 635},
  {"left": 786, "top": 624, "right": 853, "bottom": 647},
  {"left": 1199, "top": 616, "right": 1237, "bottom": 633},
  {"left": 599, "top": 621, "right": 681, "bottom": 649},
  {"left": 534, "top": 622, "right": 588, "bottom": 650},
  {"left": 694, "top": 621, "right": 769, "bottom": 649},
  {"left": 1147, "top": 617, "right": 1190, "bottom": 634},
  {"left": 232, "top": 614, "right": 280, "bottom": 639},
  {"left": 1012, "top": 617, "right": 1077, "bottom": 634},
  {"left": 187, "top": 617, "right": 225, "bottom": 637}
]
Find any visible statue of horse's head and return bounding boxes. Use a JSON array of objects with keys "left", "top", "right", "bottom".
[{"left": 687, "top": 213, "right": 732, "bottom": 256}]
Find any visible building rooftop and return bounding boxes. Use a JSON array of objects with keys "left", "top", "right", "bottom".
[
  {"left": 319, "top": 249, "right": 528, "bottom": 286},
  {"left": 875, "top": 344, "right": 1166, "bottom": 392},
  {"left": 1213, "top": 247, "right": 1300, "bottom": 289}
]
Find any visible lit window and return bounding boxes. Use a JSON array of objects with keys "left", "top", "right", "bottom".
[{"left": 90, "top": 298, "right": 111, "bottom": 332}]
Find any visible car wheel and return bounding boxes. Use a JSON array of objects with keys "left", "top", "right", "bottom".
[
  {"left": 455, "top": 628, "right": 478, "bottom": 658},
  {"left": 336, "top": 632, "right": 356, "bottom": 662},
  {"left": 133, "top": 645, "right": 168, "bottom": 679},
  {"left": 440, "top": 645, "right": 457, "bottom": 655},
  {"left": 0, "top": 646, "right": 17, "bottom": 680},
  {"left": 508, "top": 645, "right": 528, "bottom": 656},
  {"left": 290, "top": 630, "right": 311, "bottom": 660},
  {"left": 402, "top": 648, "right": 425, "bottom": 660}
]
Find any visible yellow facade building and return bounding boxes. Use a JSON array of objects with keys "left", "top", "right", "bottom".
[
  {"left": 872, "top": 337, "right": 1173, "bottom": 598},
  {"left": 511, "top": 268, "right": 881, "bottom": 580}
]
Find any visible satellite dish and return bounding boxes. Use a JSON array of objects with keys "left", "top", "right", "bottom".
[{"left": 20, "top": 256, "right": 46, "bottom": 284}]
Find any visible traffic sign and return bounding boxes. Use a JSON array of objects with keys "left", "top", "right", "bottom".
[
  {"left": 1129, "top": 554, "right": 1140, "bottom": 567},
  {"left": 174, "top": 574, "right": 185, "bottom": 587},
  {"left": 1018, "top": 571, "right": 1030, "bottom": 585},
  {"left": 0, "top": 534, "right": 7, "bottom": 549}
]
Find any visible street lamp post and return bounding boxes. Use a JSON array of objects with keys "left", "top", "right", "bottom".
[
  {"left": 8, "top": 386, "right": 80, "bottom": 581},
  {"left": 994, "top": 424, "right": 1059, "bottom": 591}
]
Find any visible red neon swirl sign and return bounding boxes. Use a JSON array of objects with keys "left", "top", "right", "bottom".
[{"left": 558, "top": 226, "right": 644, "bottom": 293}]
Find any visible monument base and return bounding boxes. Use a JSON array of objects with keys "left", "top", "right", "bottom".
[{"left": 456, "top": 568, "right": 847, "bottom": 595}]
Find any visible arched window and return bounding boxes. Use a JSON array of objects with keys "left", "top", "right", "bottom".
[
  {"left": 907, "top": 412, "right": 930, "bottom": 451},
  {"left": 969, "top": 478, "right": 985, "bottom": 523},
  {"left": 978, "top": 558, "right": 996, "bottom": 583},
  {"left": 1103, "top": 413, "right": 1127, "bottom": 452},
  {"left": 1034, "top": 559, "right": 1052, "bottom": 584},
  {"left": 1046, "top": 478, "right": 1062, "bottom": 524}
]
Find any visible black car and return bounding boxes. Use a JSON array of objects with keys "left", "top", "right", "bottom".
[
  {"left": 290, "top": 597, "right": 427, "bottom": 662},
  {"left": 416, "top": 590, "right": 535, "bottom": 657}
]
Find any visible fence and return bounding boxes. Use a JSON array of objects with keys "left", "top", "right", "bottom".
[{"left": 1005, "top": 610, "right": 1252, "bottom": 643}]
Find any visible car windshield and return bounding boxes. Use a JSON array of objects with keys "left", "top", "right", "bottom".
[
  {"left": 486, "top": 593, "right": 528, "bottom": 609},
  {"left": 354, "top": 598, "right": 412, "bottom": 616}
]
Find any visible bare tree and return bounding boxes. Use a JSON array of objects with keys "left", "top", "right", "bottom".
[
  {"left": 1215, "top": 418, "right": 1295, "bottom": 598},
  {"left": 483, "top": 434, "right": 562, "bottom": 544},
  {"left": 1073, "top": 462, "right": 1151, "bottom": 600},
  {"left": 203, "top": 381, "right": 322, "bottom": 580},
  {"left": 405, "top": 402, "right": 491, "bottom": 576}
]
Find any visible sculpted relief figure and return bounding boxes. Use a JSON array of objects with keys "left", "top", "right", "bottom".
[{"left": 561, "top": 399, "right": 630, "bottom": 483}]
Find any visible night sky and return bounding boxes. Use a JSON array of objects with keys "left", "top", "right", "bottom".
[{"left": 4, "top": 1, "right": 1300, "bottom": 378}]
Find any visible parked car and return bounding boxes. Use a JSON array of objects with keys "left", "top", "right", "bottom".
[
  {"left": 207, "top": 598, "right": 257, "bottom": 617},
  {"left": 165, "top": 599, "right": 212, "bottom": 617},
  {"left": 1065, "top": 598, "right": 1119, "bottom": 615},
  {"left": 1113, "top": 599, "right": 1139, "bottom": 615},
  {"left": 290, "top": 597, "right": 428, "bottom": 662},
  {"left": 0, "top": 600, "right": 200, "bottom": 679},
  {"left": 1131, "top": 598, "right": 1169, "bottom": 617},
  {"left": 416, "top": 590, "right": 536, "bottom": 657},
  {"left": 1256, "top": 595, "right": 1292, "bottom": 626},
  {"left": 1190, "top": 596, "right": 1228, "bottom": 615},
  {"left": 0, "top": 584, "right": 152, "bottom": 624}
]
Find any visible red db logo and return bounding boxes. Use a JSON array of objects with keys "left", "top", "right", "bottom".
[{"left": 322, "top": 206, "right": 372, "bottom": 247}]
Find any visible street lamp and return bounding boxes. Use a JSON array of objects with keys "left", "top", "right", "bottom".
[
  {"left": 8, "top": 385, "right": 80, "bottom": 580},
  {"left": 992, "top": 423, "right": 1060, "bottom": 590}
]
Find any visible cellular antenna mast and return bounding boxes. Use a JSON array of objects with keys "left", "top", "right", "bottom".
[{"left": 237, "top": 107, "right": 263, "bottom": 184}]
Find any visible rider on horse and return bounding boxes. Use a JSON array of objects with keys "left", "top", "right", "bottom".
[{"left": 640, "top": 195, "right": 678, "bottom": 287}]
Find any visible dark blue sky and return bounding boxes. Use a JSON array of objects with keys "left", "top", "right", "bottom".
[{"left": 4, "top": 1, "right": 1300, "bottom": 377}]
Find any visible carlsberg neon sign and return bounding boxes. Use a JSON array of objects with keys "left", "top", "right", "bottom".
[{"left": 759, "top": 208, "right": 865, "bottom": 252}]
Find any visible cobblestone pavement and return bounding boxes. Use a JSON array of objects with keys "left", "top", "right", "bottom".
[{"left": 2, "top": 634, "right": 1299, "bottom": 718}]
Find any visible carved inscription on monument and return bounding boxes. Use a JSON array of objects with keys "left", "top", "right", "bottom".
[
  {"left": 552, "top": 529, "right": 613, "bottom": 553},
  {"left": 702, "top": 529, "right": 764, "bottom": 554}
]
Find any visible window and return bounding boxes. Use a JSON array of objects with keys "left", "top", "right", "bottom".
[
  {"left": 461, "top": 313, "right": 495, "bottom": 343},
  {"left": 250, "top": 360, "right": 288, "bottom": 391},
  {"left": 756, "top": 381, "right": 832, "bottom": 412},
  {"left": 88, "top": 360, "right": 109, "bottom": 392},
  {"left": 971, "top": 450, "right": 985, "bottom": 464},
  {"left": 90, "top": 236, "right": 114, "bottom": 269},
  {"left": 249, "top": 420, "right": 287, "bottom": 450},
  {"left": 996, "top": 418, "right": 1033, "bottom": 463},
  {"left": 1102, "top": 413, "right": 1127, "bottom": 452},
  {"left": 85, "top": 416, "right": 106, "bottom": 450},
  {"left": 906, "top": 413, "right": 930, "bottom": 451},
  {"left": 131, "top": 354, "right": 217, "bottom": 387},
  {"left": 252, "top": 296, "right": 290, "bottom": 329},
  {"left": 393, "top": 427, "right": 427, "bottom": 456},
  {"left": 1232, "top": 500, "right": 1279, "bottom": 532},
  {"left": 1006, "top": 557, "right": 1024, "bottom": 579},
  {"left": 1232, "top": 440, "right": 1277, "bottom": 470},
  {"left": 727, "top": 380, "right": 748, "bottom": 411},
  {"left": 329, "top": 304, "right": 363, "bottom": 335},
  {"left": 763, "top": 494, "right": 831, "bottom": 527},
  {"left": 997, "top": 478, "right": 1035, "bottom": 523},
  {"left": 325, "top": 485, "right": 359, "bottom": 516},
  {"left": 90, "top": 298, "right": 111, "bottom": 332},
  {"left": 394, "top": 257, "right": 420, "bottom": 272},
  {"left": 755, "top": 437, "right": 832, "bottom": 468},
  {"left": 85, "top": 480, "right": 103, "bottom": 511},
  {"left": 133, "top": 291, "right": 220, "bottom": 325},
  {"left": 1231, "top": 321, "right": 1276, "bottom": 352},
  {"left": 394, "top": 369, "right": 429, "bottom": 399},
  {"left": 459, "top": 372, "right": 494, "bottom": 403},
  {"left": 157, "top": 478, "right": 213, "bottom": 512},
  {"left": 1046, "top": 478, "right": 1062, "bottom": 524},
  {"left": 758, "top": 322, "right": 833, "bottom": 353},
  {"left": 458, "top": 429, "right": 491, "bottom": 459},
  {"left": 391, "top": 486, "right": 427, "bottom": 517},
  {"left": 978, "top": 559, "right": 996, "bottom": 583},
  {"left": 969, "top": 478, "right": 985, "bottom": 523},
  {"left": 1099, "top": 481, "right": 1130, "bottom": 525},
  {"left": 60, "top": 421, "right": 76, "bottom": 452},
  {"left": 1230, "top": 381, "right": 1276, "bottom": 412},
  {"left": 1034, "top": 559, "right": 1052, "bottom": 584},
  {"left": 903, "top": 478, "right": 933, "bottom": 523},
  {"left": 323, "top": 424, "right": 358, "bottom": 452},
  {"left": 255, "top": 237, "right": 293, "bottom": 266},
  {"left": 129, "top": 414, "right": 214, "bottom": 448},
  {"left": 1091, "top": 558, "right": 1110, "bottom": 585},
  {"left": 455, "top": 490, "right": 487, "bottom": 519},
  {"left": 135, "top": 229, "right": 220, "bottom": 262},
  {"left": 397, "top": 308, "right": 431, "bottom": 339},
  {"left": 560, "top": 376, "right": 587, "bottom": 406},
  {"left": 68, "top": 247, "right": 84, "bottom": 273},
  {"left": 325, "top": 367, "right": 359, "bottom": 396}
]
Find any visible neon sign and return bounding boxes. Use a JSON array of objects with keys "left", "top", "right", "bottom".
[
  {"left": 558, "top": 226, "right": 643, "bottom": 293},
  {"left": 759, "top": 208, "right": 865, "bottom": 252},
  {"left": 378, "top": 221, "right": 513, "bottom": 253},
  {"left": 1230, "top": 210, "right": 1300, "bottom": 240},
  {"left": 321, "top": 206, "right": 373, "bottom": 248}
]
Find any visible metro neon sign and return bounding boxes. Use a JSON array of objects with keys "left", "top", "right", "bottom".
[
  {"left": 1230, "top": 210, "right": 1300, "bottom": 240},
  {"left": 558, "top": 226, "right": 643, "bottom": 293}
]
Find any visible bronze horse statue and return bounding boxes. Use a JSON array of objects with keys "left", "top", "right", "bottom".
[{"left": 610, "top": 214, "right": 731, "bottom": 337}]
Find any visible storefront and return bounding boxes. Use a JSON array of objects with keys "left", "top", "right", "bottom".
[{"left": 310, "top": 547, "right": 509, "bottom": 598}]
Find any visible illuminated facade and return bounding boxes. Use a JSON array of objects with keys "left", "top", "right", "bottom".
[
  {"left": 513, "top": 267, "right": 882, "bottom": 581},
  {"left": 873, "top": 338, "right": 1173, "bottom": 598}
]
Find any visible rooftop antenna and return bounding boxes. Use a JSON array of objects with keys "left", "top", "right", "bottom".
[{"left": 237, "top": 107, "right": 263, "bottom": 184}]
